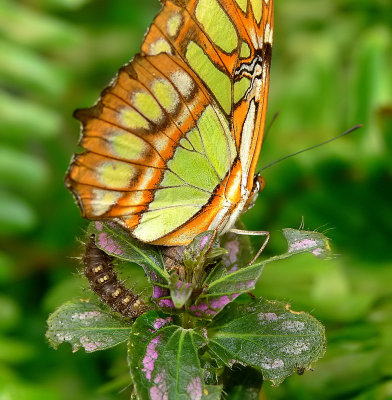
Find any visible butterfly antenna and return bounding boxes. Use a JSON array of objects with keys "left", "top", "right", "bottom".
[
  {"left": 263, "top": 110, "right": 280, "bottom": 142},
  {"left": 258, "top": 124, "right": 363, "bottom": 172}
]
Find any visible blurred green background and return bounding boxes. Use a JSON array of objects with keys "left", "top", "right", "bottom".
[{"left": 0, "top": 0, "right": 391, "bottom": 399}]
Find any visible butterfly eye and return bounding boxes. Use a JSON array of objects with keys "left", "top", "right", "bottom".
[
  {"left": 255, "top": 175, "right": 266, "bottom": 193},
  {"left": 243, "top": 175, "right": 266, "bottom": 213},
  {"left": 251, "top": 174, "right": 266, "bottom": 197}
]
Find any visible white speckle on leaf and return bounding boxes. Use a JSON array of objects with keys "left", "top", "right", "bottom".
[
  {"left": 153, "top": 317, "right": 173, "bottom": 331},
  {"left": 150, "top": 371, "right": 168, "bottom": 400},
  {"left": 281, "top": 320, "right": 305, "bottom": 332},
  {"left": 258, "top": 312, "right": 278, "bottom": 322},
  {"left": 187, "top": 377, "right": 202, "bottom": 400},
  {"left": 289, "top": 239, "right": 317, "bottom": 252},
  {"left": 261, "top": 357, "right": 284, "bottom": 370},
  {"left": 312, "top": 248, "right": 323, "bottom": 256},
  {"left": 55, "top": 333, "right": 72, "bottom": 342},
  {"left": 142, "top": 334, "right": 162, "bottom": 380},
  {"left": 80, "top": 336, "right": 105, "bottom": 352},
  {"left": 282, "top": 341, "right": 310, "bottom": 355},
  {"left": 71, "top": 311, "right": 102, "bottom": 321}
]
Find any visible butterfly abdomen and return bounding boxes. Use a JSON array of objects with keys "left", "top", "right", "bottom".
[{"left": 83, "top": 236, "right": 148, "bottom": 318}]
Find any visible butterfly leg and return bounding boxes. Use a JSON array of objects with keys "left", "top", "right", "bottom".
[{"left": 229, "top": 228, "right": 270, "bottom": 265}]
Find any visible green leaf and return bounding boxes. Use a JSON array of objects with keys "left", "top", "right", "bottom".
[
  {"left": 203, "top": 261, "right": 234, "bottom": 287},
  {"left": 0, "top": 39, "right": 68, "bottom": 97},
  {"left": 182, "top": 230, "right": 224, "bottom": 272},
  {"left": 189, "top": 228, "right": 332, "bottom": 319},
  {"left": 151, "top": 285, "right": 172, "bottom": 307},
  {"left": 220, "top": 224, "right": 254, "bottom": 268},
  {"left": 0, "top": 295, "right": 21, "bottom": 332},
  {"left": 251, "top": 228, "right": 332, "bottom": 268},
  {"left": 207, "top": 299, "right": 326, "bottom": 385},
  {"left": 0, "top": 363, "right": 18, "bottom": 385},
  {"left": 0, "top": 0, "right": 82, "bottom": 49},
  {"left": 87, "top": 221, "right": 169, "bottom": 283},
  {"left": 0, "top": 146, "right": 49, "bottom": 191},
  {"left": 42, "top": 275, "right": 86, "bottom": 313},
  {"left": 189, "top": 261, "right": 264, "bottom": 319},
  {"left": 46, "top": 299, "right": 132, "bottom": 352},
  {"left": 0, "top": 190, "right": 37, "bottom": 234},
  {"left": 200, "top": 358, "right": 219, "bottom": 385},
  {"left": 282, "top": 228, "right": 332, "bottom": 259},
  {"left": 129, "top": 311, "right": 218, "bottom": 400},
  {"left": 352, "top": 381, "right": 392, "bottom": 400},
  {"left": 203, "top": 385, "right": 223, "bottom": 400},
  {"left": 0, "top": 382, "right": 58, "bottom": 400},
  {"left": 0, "top": 250, "right": 14, "bottom": 284},
  {"left": 169, "top": 274, "right": 194, "bottom": 309},
  {"left": 0, "top": 91, "right": 60, "bottom": 140},
  {"left": 41, "top": 0, "right": 94, "bottom": 10},
  {"left": 185, "top": 230, "right": 217, "bottom": 259},
  {"left": 205, "top": 262, "right": 263, "bottom": 296},
  {"left": 0, "top": 337, "right": 36, "bottom": 364}
]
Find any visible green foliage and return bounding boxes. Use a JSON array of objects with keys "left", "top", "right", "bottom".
[
  {"left": 46, "top": 300, "right": 132, "bottom": 352},
  {"left": 128, "top": 312, "right": 210, "bottom": 400},
  {"left": 87, "top": 221, "right": 168, "bottom": 283},
  {"left": 47, "top": 227, "right": 328, "bottom": 398},
  {"left": 207, "top": 299, "right": 325, "bottom": 385},
  {"left": 0, "top": 0, "right": 391, "bottom": 399}
]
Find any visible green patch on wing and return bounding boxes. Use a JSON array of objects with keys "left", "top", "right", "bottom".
[
  {"left": 235, "top": 0, "right": 248, "bottom": 13},
  {"left": 149, "top": 186, "right": 210, "bottom": 210},
  {"left": 167, "top": 146, "right": 219, "bottom": 191},
  {"left": 186, "top": 42, "right": 231, "bottom": 114},
  {"left": 133, "top": 205, "right": 201, "bottom": 242},
  {"left": 133, "top": 105, "right": 236, "bottom": 242},
  {"left": 197, "top": 106, "right": 236, "bottom": 179},
  {"left": 195, "top": 0, "right": 238, "bottom": 54},
  {"left": 234, "top": 77, "right": 251, "bottom": 104}
]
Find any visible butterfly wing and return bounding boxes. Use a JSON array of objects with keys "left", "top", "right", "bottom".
[{"left": 66, "top": 0, "right": 274, "bottom": 245}]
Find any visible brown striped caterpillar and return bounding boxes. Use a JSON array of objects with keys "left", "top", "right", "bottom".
[{"left": 83, "top": 235, "right": 148, "bottom": 319}]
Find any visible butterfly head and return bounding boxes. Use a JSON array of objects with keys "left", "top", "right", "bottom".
[{"left": 244, "top": 174, "right": 265, "bottom": 213}]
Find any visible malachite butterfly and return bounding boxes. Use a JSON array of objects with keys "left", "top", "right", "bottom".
[
  {"left": 83, "top": 235, "right": 148, "bottom": 318},
  {"left": 66, "top": 0, "right": 274, "bottom": 246}
]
